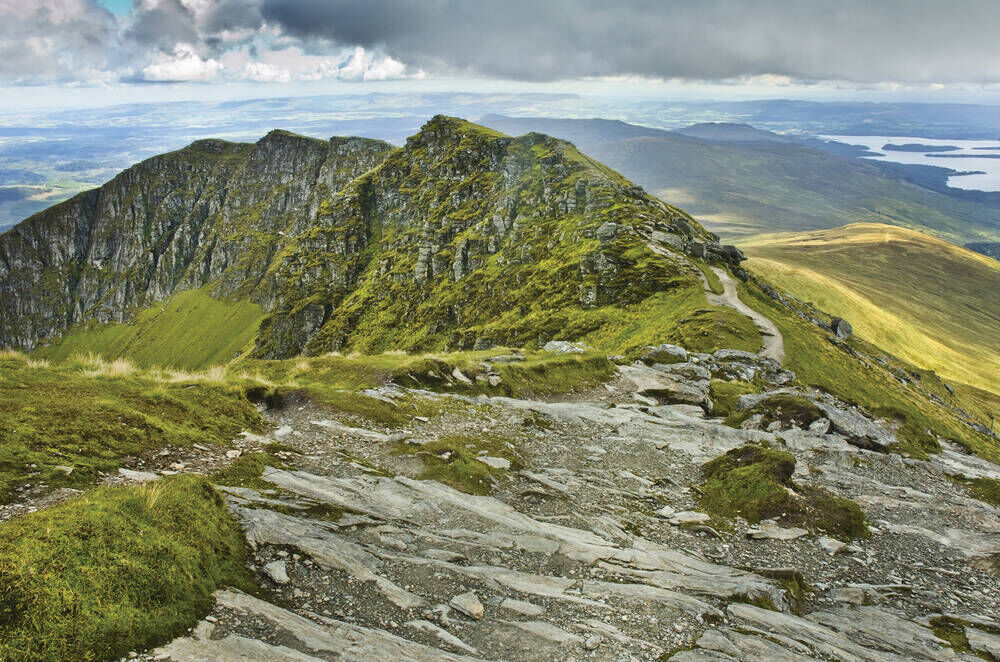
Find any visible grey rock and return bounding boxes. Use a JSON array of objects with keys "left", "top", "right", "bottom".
[
  {"left": 264, "top": 560, "right": 290, "bottom": 585},
  {"left": 966, "top": 627, "right": 1000, "bottom": 660},
  {"left": 746, "top": 520, "right": 809, "bottom": 541},
  {"left": 831, "top": 317, "right": 853, "bottom": 340},
  {"left": 818, "top": 537, "right": 847, "bottom": 555},
  {"left": 478, "top": 456, "right": 511, "bottom": 470},
  {"left": 543, "top": 340, "right": 586, "bottom": 354},
  {"left": 449, "top": 591, "right": 485, "bottom": 620}
]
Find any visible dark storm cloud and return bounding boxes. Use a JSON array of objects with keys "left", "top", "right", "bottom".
[
  {"left": 124, "top": 0, "right": 199, "bottom": 52},
  {"left": 2, "top": 0, "right": 1000, "bottom": 85},
  {"left": 253, "top": 0, "right": 1000, "bottom": 84}
]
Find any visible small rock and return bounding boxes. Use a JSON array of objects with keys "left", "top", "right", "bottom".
[
  {"left": 263, "top": 560, "right": 289, "bottom": 585},
  {"left": 499, "top": 597, "right": 544, "bottom": 616},
  {"left": 809, "top": 418, "right": 832, "bottom": 434},
  {"left": 543, "top": 340, "right": 586, "bottom": 354},
  {"left": 641, "top": 343, "right": 687, "bottom": 365},
  {"left": 478, "top": 456, "right": 511, "bottom": 470},
  {"left": 225, "top": 450, "right": 242, "bottom": 459},
  {"left": 669, "top": 511, "right": 711, "bottom": 525},
  {"left": 584, "top": 634, "right": 603, "bottom": 650},
  {"left": 830, "top": 587, "right": 866, "bottom": 605},
  {"left": 119, "top": 468, "right": 159, "bottom": 483},
  {"left": 818, "top": 536, "right": 847, "bottom": 555},
  {"left": 273, "top": 425, "right": 293, "bottom": 438},
  {"left": 451, "top": 367, "right": 473, "bottom": 385},
  {"left": 449, "top": 591, "right": 485, "bottom": 620},
  {"left": 746, "top": 520, "right": 808, "bottom": 541},
  {"left": 655, "top": 505, "right": 677, "bottom": 518},
  {"left": 53, "top": 465, "right": 73, "bottom": 475}
]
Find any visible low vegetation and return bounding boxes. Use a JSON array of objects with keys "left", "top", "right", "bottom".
[
  {"left": 0, "top": 475, "right": 253, "bottom": 662},
  {"left": 699, "top": 444, "right": 868, "bottom": 540},
  {"left": 966, "top": 477, "right": 1000, "bottom": 508},
  {"left": 737, "top": 278, "right": 1000, "bottom": 463},
  {"left": 725, "top": 393, "right": 824, "bottom": 430},
  {"left": 392, "top": 433, "right": 523, "bottom": 495},
  {"left": 0, "top": 350, "right": 261, "bottom": 502},
  {"left": 708, "top": 379, "right": 759, "bottom": 418}
]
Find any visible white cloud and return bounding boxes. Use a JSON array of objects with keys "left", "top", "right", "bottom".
[{"left": 141, "top": 43, "right": 223, "bottom": 81}]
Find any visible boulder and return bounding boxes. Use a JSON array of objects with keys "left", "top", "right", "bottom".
[
  {"left": 620, "top": 364, "right": 711, "bottom": 409},
  {"left": 831, "top": 317, "right": 853, "bottom": 340},
  {"left": 641, "top": 343, "right": 688, "bottom": 365},
  {"left": 542, "top": 340, "right": 586, "bottom": 354}
]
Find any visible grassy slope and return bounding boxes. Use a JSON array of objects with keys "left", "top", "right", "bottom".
[
  {"left": 34, "top": 288, "right": 265, "bottom": 370},
  {"left": 740, "top": 223, "right": 1000, "bottom": 395},
  {"left": 479, "top": 116, "right": 1000, "bottom": 244},
  {"left": 737, "top": 278, "right": 1000, "bottom": 463},
  {"left": 31, "top": 282, "right": 762, "bottom": 371}
]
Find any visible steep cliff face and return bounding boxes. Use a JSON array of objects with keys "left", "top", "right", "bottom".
[
  {"left": 0, "top": 132, "right": 393, "bottom": 350},
  {"left": 1, "top": 116, "right": 721, "bottom": 358}
]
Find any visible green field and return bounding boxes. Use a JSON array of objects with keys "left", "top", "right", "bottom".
[
  {"left": 741, "top": 223, "right": 1000, "bottom": 395},
  {"left": 34, "top": 288, "right": 265, "bottom": 370}
]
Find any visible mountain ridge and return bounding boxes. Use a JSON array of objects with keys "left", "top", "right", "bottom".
[{"left": 1, "top": 116, "right": 742, "bottom": 360}]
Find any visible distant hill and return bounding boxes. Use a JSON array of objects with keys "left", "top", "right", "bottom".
[
  {"left": 741, "top": 223, "right": 1000, "bottom": 394},
  {"left": 479, "top": 115, "right": 1000, "bottom": 244},
  {"left": 673, "top": 122, "right": 795, "bottom": 143}
]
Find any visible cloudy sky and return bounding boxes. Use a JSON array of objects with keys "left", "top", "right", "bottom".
[{"left": 3, "top": 0, "right": 1000, "bottom": 107}]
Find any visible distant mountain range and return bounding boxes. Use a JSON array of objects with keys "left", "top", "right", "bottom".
[{"left": 480, "top": 115, "right": 1000, "bottom": 248}]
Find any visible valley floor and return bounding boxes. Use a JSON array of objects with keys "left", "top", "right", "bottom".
[{"left": 117, "top": 354, "right": 1000, "bottom": 661}]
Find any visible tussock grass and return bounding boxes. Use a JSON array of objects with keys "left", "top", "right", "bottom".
[
  {"left": 0, "top": 475, "right": 252, "bottom": 662},
  {"left": 0, "top": 351, "right": 262, "bottom": 501}
]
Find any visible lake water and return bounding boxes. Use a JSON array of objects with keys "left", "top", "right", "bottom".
[{"left": 821, "top": 135, "right": 1000, "bottom": 192}]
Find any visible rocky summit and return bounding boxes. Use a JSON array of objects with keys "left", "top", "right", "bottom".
[{"left": 0, "top": 116, "right": 741, "bottom": 359}]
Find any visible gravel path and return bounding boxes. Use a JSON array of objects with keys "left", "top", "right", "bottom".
[{"left": 707, "top": 265, "right": 785, "bottom": 363}]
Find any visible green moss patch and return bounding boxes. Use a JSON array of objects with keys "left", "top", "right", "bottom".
[
  {"left": 211, "top": 452, "right": 286, "bottom": 489},
  {"left": 0, "top": 475, "right": 253, "bottom": 662},
  {"left": 965, "top": 477, "right": 1000, "bottom": 508},
  {"left": 392, "top": 433, "right": 522, "bottom": 495},
  {"left": 709, "top": 379, "right": 759, "bottom": 418},
  {"left": 929, "top": 616, "right": 999, "bottom": 658},
  {"left": 699, "top": 444, "right": 868, "bottom": 540}
]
